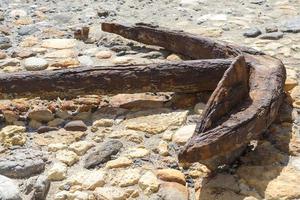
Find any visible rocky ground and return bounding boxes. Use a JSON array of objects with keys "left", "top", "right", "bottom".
[{"left": 0, "top": 0, "right": 300, "bottom": 199}]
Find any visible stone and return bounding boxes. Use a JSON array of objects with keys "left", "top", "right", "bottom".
[
  {"left": 106, "top": 157, "right": 132, "bottom": 168},
  {"left": 45, "top": 49, "right": 77, "bottom": 58},
  {"left": 93, "top": 118, "right": 114, "bottom": 127},
  {"left": 265, "top": 25, "right": 278, "bottom": 33},
  {"left": 14, "top": 50, "right": 36, "bottom": 59},
  {"left": 29, "top": 120, "right": 42, "bottom": 129},
  {"left": 18, "top": 25, "right": 39, "bottom": 36},
  {"left": 158, "top": 182, "right": 189, "bottom": 200},
  {"left": 0, "top": 36, "right": 12, "bottom": 49},
  {"left": 291, "top": 86, "right": 300, "bottom": 101},
  {"left": 28, "top": 108, "right": 54, "bottom": 122},
  {"left": 94, "top": 187, "right": 127, "bottom": 200},
  {"left": 31, "top": 47, "right": 47, "bottom": 54},
  {"left": 162, "top": 130, "right": 174, "bottom": 141},
  {"left": 138, "top": 171, "right": 159, "bottom": 195},
  {"left": 41, "top": 39, "right": 77, "bottom": 49},
  {"left": 285, "top": 78, "right": 298, "bottom": 91},
  {"left": 61, "top": 170, "right": 106, "bottom": 190},
  {"left": 166, "top": 54, "right": 182, "bottom": 61},
  {"left": 51, "top": 58, "right": 80, "bottom": 68},
  {"left": 117, "top": 168, "right": 141, "bottom": 187},
  {"left": 20, "top": 36, "right": 39, "bottom": 47},
  {"left": 156, "top": 169, "right": 186, "bottom": 185},
  {"left": 96, "top": 50, "right": 113, "bottom": 59},
  {"left": 78, "top": 55, "right": 94, "bottom": 66},
  {"left": 157, "top": 140, "right": 169, "bottom": 156},
  {"left": 281, "top": 17, "right": 300, "bottom": 33},
  {"left": 10, "top": 9, "right": 27, "bottom": 18},
  {"left": 125, "top": 131, "right": 144, "bottom": 143},
  {"left": 34, "top": 129, "right": 86, "bottom": 146},
  {"left": 123, "top": 147, "right": 150, "bottom": 158},
  {"left": 188, "top": 163, "right": 211, "bottom": 178},
  {"left": 72, "top": 191, "right": 90, "bottom": 200},
  {"left": 55, "top": 191, "right": 89, "bottom": 200},
  {"left": 0, "top": 58, "right": 20, "bottom": 68},
  {"left": 3, "top": 110, "right": 19, "bottom": 124},
  {"left": 48, "top": 143, "right": 67, "bottom": 152},
  {"left": 23, "top": 57, "right": 48, "bottom": 71},
  {"left": 0, "top": 51, "right": 6, "bottom": 59},
  {"left": 110, "top": 93, "right": 168, "bottom": 110},
  {"left": 0, "top": 148, "right": 47, "bottom": 178},
  {"left": 259, "top": 32, "right": 284, "bottom": 40},
  {"left": 0, "top": 125, "right": 26, "bottom": 147},
  {"left": 84, "top": 140, "right": 123, "bottom": 168},
  {"left": 68, "top": 141, "right": 94, "bottom": 155},
  {"left": 123, "top": 109, "right": 188, "bottom": 134},
  {"left": 113, "top": 56, "right": 133, "bottom": 64},
  {"left": 64, "top": 120, "right": 87, "bottom": 131},
  {"left": 47, "top": 162, "right": 67, "bottom": 181},
  {"left": 56, "top": 150, "right": 79, "bottom": 166},
  {"left": 108, "top": 130, "right": 144, "bottom": 143},
  {"left": 32, "top": 175, "right": 50, "bottom": 200},
  {"left": 243, "top": 28, "right": 262, "bottom": 38},
  {"left": 172, "top": 124, "right": 196, "bottom": 144},
  {"left": 48, "top": 118, "right": 65, "bottom": 127},
  {"left": 194, "top": 102, "right": 206, "bottom": 115},
  {"left": 0, "top": 175, "right": 21, "bottom": 200}
]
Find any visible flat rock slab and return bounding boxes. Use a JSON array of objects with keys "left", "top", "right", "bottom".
[{"left": 0, "top": 148, "right": 47, "bottom": 178}]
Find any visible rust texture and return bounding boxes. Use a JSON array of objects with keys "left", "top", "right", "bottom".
[
  {"left": 0, "top": 22, "right": 286, "bottom": 170},
  {"left": 0, "top": 60, "right": 231, "bottom": 99}
]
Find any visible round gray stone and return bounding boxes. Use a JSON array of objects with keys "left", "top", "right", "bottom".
[{"left": 24, "top": 57, "right": 48, "bottom": 71}]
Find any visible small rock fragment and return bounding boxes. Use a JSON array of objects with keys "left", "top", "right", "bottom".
[
  {"left": 156, "top": 169, "right": 186, "bottom": 185},
  {"left": 62, "top": 170, "right": 106, "bottom": 190},
  {"left": 158, "top": 140, "right": 169, "bottom": 156},
  {"left": 47, "top": 162, "right": 67, "bottom": 181},
  {"left": 172, "top": 124, "right": 196, "bottom": 144},
  {"left": 28, "top": 108, "right": 54, "bottom": 122},
  {"left": 94, "top": 186, "right": 127, "bottom": 200},
  {"left": 41, "top": 39, "right": 77, "bottom": 49},
  {"left": 68, "top": 141, "right": 94, "bottom": 155},
  {"left": 96, "top": 50, "right": 112, "bottom": 59},
  {"left": 37, "top": 126, "right": 59, "bottom": 134},
  {"left": 259, "top": 32, "right": 284, "bottom": 40},
  {"left": 138, "top": 171, "right": 159, "bottom": 195},
  {"left": 84, "top": 140, "right": 123, "bottom": 168},
  {"left": 56, "top": 150, "right": 79, "bottom": 166},
  {"left": 106, "top": 157, "right": 132, "bottom": 169},
  {"left": 123, "top": 147, "right": 150, "bottom": 158},
  {"left": 243, "top": 28, "right": 262, "bottom": 38},
  {"left": 32, "top": 175, "right": 50, "bottom": 200},
  {"left": 118, "top": 168, "right": 141, "bottom": 187},
  {"left": 64, "top": 120, "right": 87, "bottom": 132}
]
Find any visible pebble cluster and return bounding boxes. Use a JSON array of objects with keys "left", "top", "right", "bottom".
[{"left": 0, "top": 0, "right": 300, "bottom": 199}]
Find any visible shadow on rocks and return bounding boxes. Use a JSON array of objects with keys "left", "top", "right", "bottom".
[{"left": 196, "top": 100, "right": 300, "bottom": 200}]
